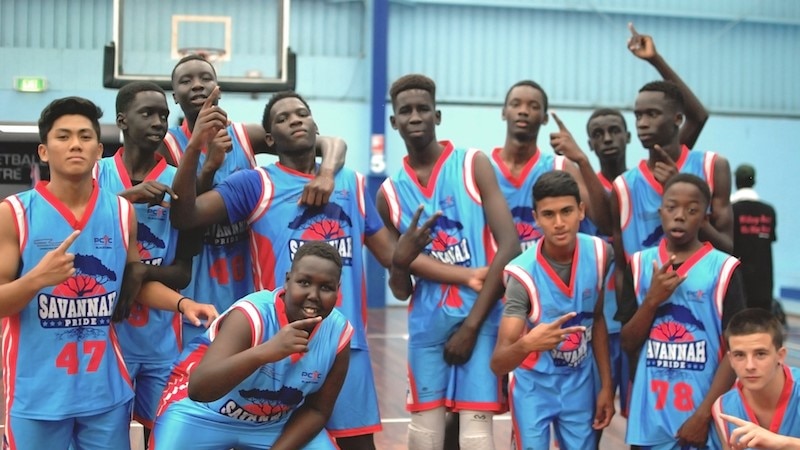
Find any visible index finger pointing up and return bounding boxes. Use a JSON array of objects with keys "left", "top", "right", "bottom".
[
  {"left": 550, "top": 112, "right": 567, "bottom": 131},
  {"left": 203, "top": 86, "right": 221, "bottom": 109},
  {"left": 56, "top": 229, "right": 81, "bottom": 253},
  {"left": 628, "top": 22, "right": 639, "bottom": 37}
]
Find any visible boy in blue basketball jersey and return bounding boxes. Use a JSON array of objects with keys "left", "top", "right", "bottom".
[
  {"left": 584, "top": 26, "right": 710, "bottom": 443},
  {"left": 163, "top": 55, "right": 347, "bottom": 344},
  {"left": 0, "top": 97, "right": 217, "bottom": 450},
  {"left": 617, "top": 173, "right": 745, "bottom": 449},
  {"left": 377, "top": 74, "right": 521, "bottom": 449},
  {"left": 610, "top": 80, "right": 733, "bottom": 317},
  {"left": 491, "top": 171, "right": 615, "bottom": 449},
  {"left": 151, "top": 242, "right": 352, "bottom": 450},
  {"left": 94, "top": 81, "right": 200, "bottom": 441},
  {"left": 492, "top": 80, "right": 611, "bottom": 250},
  {"left": 712, "top": 308, "right": 800, "bottom": 450},
  {"left": 169, "top": 88, "right": 466, "bottom": 450}
]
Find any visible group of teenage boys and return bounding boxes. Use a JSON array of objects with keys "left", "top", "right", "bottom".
[{"left": 0, "top": 22, "right": 795, "bottom": 450}]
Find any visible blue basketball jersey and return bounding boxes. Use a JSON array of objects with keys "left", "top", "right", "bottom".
[
  {"left": 3, "top": 182, "right": 133, "bottom": 420},
  {"left": 491, "top": 148, "right": 566, "bottom": 251},
  {"left": 381, "top": 142, "right": 497, "bottom": 346},
  {"left": 163, "top": 120, "right": 256, "bottom": 313},
  {"left": 215, "top": 164, "right": 382, "bottom": 352},
  {"left": 626, "top": 240, "right": 739, "bottom": 447},
  {"left": 156, "top": 289, "right": 353, "bottom": 429},
  {"left": 614, "top": 146, "right": 716, "bottom": 259},
  {"left": 713, "top": 366, "right": 800, "bottom": 443},
  {"left": 578, "top": 172, "right": 620, "bottom": 334},
  {"left": 504, "top": 233, "right": 607, "bottom": 375},
  {"left": 94, "top": 149, "right": 181, "bottom": 364}
]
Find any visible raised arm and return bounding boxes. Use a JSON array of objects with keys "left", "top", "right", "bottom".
[
  {"left": 701, "top": 156, "right": 734, "bottom": 253},
  {"left": 375, "top": 188, "right": 487, "bottom": 295},
  {"left": 367, "top": 205, "right": 441, "bottom": 300},
  {"left": 550, "top": 112, "right": 613, "bottom": 234},
  {"left": 0, "top": 203, "right": 80, "bottom": 318},
  {"left": 246, "top": 122, "right": 347, "bottom": 207},
  {"left": 170, "top": 88, "right": 235, "bottom": 230},
  {"left": 620, "top": 258, "right": 685, "bottom": 354},
  {"left": 491, "top": 296, "right": 585, "bottom": 376},
  {"left": 628, "top": 22, "right": 709, "bottom": 148},
  {"left": 188, "top": 309, "right": 324, "bottom": 402},
  {"left": 610, "top": 187, "right": 627, "bottom": 303},
  {"left": 444, "top": 153, "right": 521, "bottom": 365}
]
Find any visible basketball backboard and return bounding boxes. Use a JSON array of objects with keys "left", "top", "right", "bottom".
[{"left": 103, "top": 0, "right": 295, "bottom": 93}]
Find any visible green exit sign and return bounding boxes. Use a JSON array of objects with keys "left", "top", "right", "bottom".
[{"left": 13, "top": 77, "right": 47, "bottom": 93}]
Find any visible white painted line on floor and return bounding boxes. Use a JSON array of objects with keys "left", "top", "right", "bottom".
[
  {"left": 382, "top": 415, "right": 511, "bottom": 424},
  {"left": 367, "top": 333, "right": 409, "bottom": 339}
]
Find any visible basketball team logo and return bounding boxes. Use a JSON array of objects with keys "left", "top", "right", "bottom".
[
  {"left": 646, "top": 303, "right": 708, "bottom": 371},
  {"left": 287, "top": 204, "right": 354, "bottom": 266},
  {"left": 137, "top": 222, "right": 165, "bottom": 266},
  {"left": 429, "top": 215, "right": 472, "bottom": 266},
  {"left": 206, "top": 220, "right": 248, "bottom": 246},
  {"left": 39, "top": 254, "right": 117, "bottom": 329},
  {"left": 550, "top": 311, "right": 593, "bottom": 367},
  {"left": 219, "top": 386, "right": 305, "bottom": 423},
  {"left": 510, "top": 206, "right": 542, "bottom": 251}
]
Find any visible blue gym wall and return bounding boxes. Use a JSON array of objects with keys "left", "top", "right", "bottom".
[{"left": 1, "top": 0, "right": 798, "bottom": 303}]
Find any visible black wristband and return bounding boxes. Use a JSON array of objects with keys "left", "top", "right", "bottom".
[{"left": 177, "top": 296, "right": 189, "bottom": 314}]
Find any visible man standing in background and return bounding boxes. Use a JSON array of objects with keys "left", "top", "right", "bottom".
[{"left": 731, "top": 164, "right": 778, "bottom": 312}]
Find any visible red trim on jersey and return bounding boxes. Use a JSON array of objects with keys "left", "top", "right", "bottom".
[
  {"left": 405, "top": 363, "right": 448, "bottom": 412},
  {"left": 180, "top": 120, "right": 192, "bottom": 139},
  {"left": 275, "top": 162, "right": 315, "bottom": 179},
  {"left": 231, "top": 303, "right": 260, "bottom": 348},
  {"left": 230, "top": 123, "right": 256, "bottom": 167},
  {"left": 657, "top": 240, "right": 713, "bottom": 278},
  {"left": 163, "top": 132, "right": 183, "bottom": 165},
  {"left": 112, "top": 148, "right": 168, "bottom": 188},
  {"left": 109, "top": 325, "right": 133, "bottom": 388},
  {"left": 491, "top": 147, "right": 541, "bottom": 189},
  {"left": 536, "top": 237, "right": 580, "bottom": 298},
  {"left": 3, "top": 315, "right": 20, "bottom": 449},
  {"left": 737, "top": 364, "right": 794, "bottom": 433},
  {"left": 597, "top": 171, "right": 613, "bottom": 192},
  {"left": 519, "top": 351, "right": 541, "bottom": 371},
  {"left": 336, "top": 323, "right": 353, "bottom": 354},
  {"left": 639, "top": 145, "right": 690, "bottom": 195},
  {"left": 509, "top": 375, "right": 523, "bottom": 450},
  {"left": 35, "top": 180, "right": 99, "bottom": 230},
  {"left": 328, "top": 423, "right": 383, "bottom": 438},
  {"left": 402, "top": 141, "right": 454, "bottom": 198},
  {"left": 705, "top": 152, "right": 717, "bottom": 194},
  {"left": 446, "top": 399, "right": 505, "bottom": 414},
  {"left": 4, "top": 197, "right": 27, "bottom": 252},
  {"left": 172, "top": 312, "right": 183, "bottom": 351}
]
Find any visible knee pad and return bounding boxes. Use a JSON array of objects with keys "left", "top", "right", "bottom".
[
  {"left": 459, "top": 410, "right": 494, "bottom": 450},
  {"left": 407, "top": 407, "right": 446, "bottom": 450}
]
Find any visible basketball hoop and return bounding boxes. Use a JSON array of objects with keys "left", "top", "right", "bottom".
[{"left": 177, "top": 47, "right": 227, "bottom": 71}]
